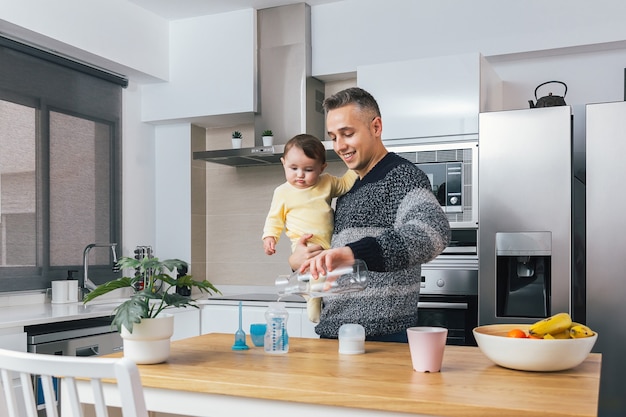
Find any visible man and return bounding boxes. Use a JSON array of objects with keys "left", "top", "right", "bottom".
[{"left": 291, "top": 87, "right": 450, "bottom": 342}]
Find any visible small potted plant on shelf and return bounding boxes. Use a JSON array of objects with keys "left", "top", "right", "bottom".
[
  {"left": 232, "top": 130, "right": 243, "bottom": 148},
  {"left": 262, "top": 130, "right": 274, "bottom": 146},
  {"left": 83, "top": 256, "right": 220, "bottom": 364}
]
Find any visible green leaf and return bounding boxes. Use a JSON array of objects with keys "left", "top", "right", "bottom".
[
  {"left": 111, "top": 299, "right": 148, "bottom": 333},
  {"left": 134, "top": 288, "right": 162, "bottom": 300},
  {"left": 156, "top": 274, "right": 178, "bottom": 287},
  {"left": 82, "top": 277, "right": 134, "bottom": 303},
  {"left": 174, "top": 275, "right": 196, "bottom": 286},
  {"left": 161, "top": 292, "right": 194, "bottom": 307},
  {"left": 195, "top": 279, "right": 221, "bottom": 294},
  {"left": 115, "top": 257, "right": 141, "bottom": 270},
  {"left": 159, "top": 258, "right": 187, "bottom": 273}
]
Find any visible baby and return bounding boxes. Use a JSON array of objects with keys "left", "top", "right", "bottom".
[{"left": 262, "top": 134, "right": 358, "bottom": 322}]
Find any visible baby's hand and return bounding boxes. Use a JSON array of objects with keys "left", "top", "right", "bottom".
[{"left": 263, "top": 236, "right": 277, "bottom": 255}]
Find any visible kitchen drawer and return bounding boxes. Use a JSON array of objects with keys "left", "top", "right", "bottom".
[{"left": 0, "top": 328, "right": 27, "bottom": 352}]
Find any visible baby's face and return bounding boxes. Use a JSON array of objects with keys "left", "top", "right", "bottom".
[{"left": 281, "top": 147, "right": 326, "bottom": 189}]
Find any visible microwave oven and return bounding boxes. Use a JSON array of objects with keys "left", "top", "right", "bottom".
[{"left": 386, "top": 140, "right": 478, "bottom": 229}]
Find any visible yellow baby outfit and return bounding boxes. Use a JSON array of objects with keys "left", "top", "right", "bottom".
[{"left": 262, "top": 170, "right": 358, "bottom": 322}]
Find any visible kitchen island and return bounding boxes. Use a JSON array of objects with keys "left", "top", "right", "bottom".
[{"left": 91, "top": 333, "right": 601, "bottom": 417}]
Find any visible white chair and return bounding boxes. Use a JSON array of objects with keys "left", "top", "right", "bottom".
[{"left": 0, "top": 347, "right": 148, "bottom": 417}]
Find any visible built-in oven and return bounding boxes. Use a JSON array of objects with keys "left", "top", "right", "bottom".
[
  {"left": 419, "top": 259, "right": 478, "bottom": 346},
  {"left": 388, "top": 140, "right": 478, "bottom": 230}
]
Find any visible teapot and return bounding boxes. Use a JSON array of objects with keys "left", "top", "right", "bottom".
[{"left": 529, "top": 81, "right": 567, "bottom": 108}]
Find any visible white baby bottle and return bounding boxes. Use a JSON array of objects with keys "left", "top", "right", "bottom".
[{"left": 264, "top": 302, "right": 289, "bottom": 354}]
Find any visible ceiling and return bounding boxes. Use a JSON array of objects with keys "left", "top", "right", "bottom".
[{"left": 127, "top": 0, "right": 342, "bottom": 20}]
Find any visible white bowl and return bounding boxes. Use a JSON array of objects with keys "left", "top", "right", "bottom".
[{"left": 473, "top": 324, "right": 598, "bottom": 372}]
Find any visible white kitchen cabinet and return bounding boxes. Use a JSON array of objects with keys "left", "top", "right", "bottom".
[
  {"left": 170, "top": 308, "right": 201, "bottom": 341},
  {"left": 357, "top": 53, "right": 501, "bottom": 143},
  {"left": 298, "top": 311, "right": 318, "bottom": 338},
  {"left": 0, "top": 328, "right": 27, "bottom": 352},
  {"left": 200, "top": 301, "right": 319, "bottom": 339},
  {"left": 0, "top": 328, "right": 27, "bottom": 416}
]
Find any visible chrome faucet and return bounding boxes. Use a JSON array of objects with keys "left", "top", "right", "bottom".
[{"left": 82, "top": 243, "right": 118, "bottom": 295}]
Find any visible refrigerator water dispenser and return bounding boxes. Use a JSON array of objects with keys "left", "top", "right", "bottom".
[{"left": 495, "top": 232, "right": 551, "bottom": 318}]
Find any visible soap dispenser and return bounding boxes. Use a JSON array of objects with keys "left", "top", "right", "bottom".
[{"left": 66, "top": 269, "right": 79, "bottom": 302}]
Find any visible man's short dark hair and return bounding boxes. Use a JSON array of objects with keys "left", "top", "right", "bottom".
[{"left": 322, "top": 87, "right": 381, "bottom": 119}]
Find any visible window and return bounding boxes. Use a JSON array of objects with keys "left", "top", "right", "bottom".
[{"left": 0, "top": 37, "right": 124, "bottom": 292}]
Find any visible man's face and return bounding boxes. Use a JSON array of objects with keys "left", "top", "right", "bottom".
[{"left": 326, "top": 103, "right": 382, "bottom": 177}]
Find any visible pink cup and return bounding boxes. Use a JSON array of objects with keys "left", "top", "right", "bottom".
[{"left": 406, "top": 326, "right": 448, "bottom": 372}]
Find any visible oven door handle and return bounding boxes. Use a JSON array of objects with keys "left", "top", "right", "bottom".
[{"left": 418, "top": 301, "right": 468, "bottom": 310}]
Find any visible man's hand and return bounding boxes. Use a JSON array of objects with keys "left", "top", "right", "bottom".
[{"left": 300, "top": 246, "right": 356, "bottom": 279}]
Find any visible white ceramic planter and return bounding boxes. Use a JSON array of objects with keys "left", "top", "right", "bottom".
[
  {"left": 232, "top": 138, "right": 243, "bottom": 148},
  {"left": 262, "top": 136, "right": 274, "bottom": 146},
  {"left": 121, "top": 314, "right": 174, "bottom": 364}
]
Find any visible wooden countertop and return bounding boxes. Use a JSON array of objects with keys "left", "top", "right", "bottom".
[{"left": 114, "top": 333, "right": 601, "bottom": 417}]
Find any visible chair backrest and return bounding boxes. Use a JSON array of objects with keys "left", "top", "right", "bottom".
[{"left": 0, "top": 348, "right": 148, "bottom": 417}]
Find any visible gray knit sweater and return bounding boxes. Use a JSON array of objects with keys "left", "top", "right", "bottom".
[{"left": 315, "top": 152, "right": 451, "bottom": 338}]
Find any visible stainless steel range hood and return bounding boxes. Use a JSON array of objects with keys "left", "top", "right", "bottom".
[
  {"left": 193, "top": 3, "right": 327, "bottom": 167},
  {"left": 193, "top": 142, "right": 341, "bottom": 167}
]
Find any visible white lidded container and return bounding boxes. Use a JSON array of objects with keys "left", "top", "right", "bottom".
[{"left": 338, "top": 323, "right": 365, "bottom": 354}]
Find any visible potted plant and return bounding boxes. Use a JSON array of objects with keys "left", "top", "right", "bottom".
[
  {"left": 262, "top": 129, "right": 274, "bottom": 146},
  {"left": 232, "top": 130, "right": 243, "bottom": 148},
  {"left": 84, "top": 256, "right": 220, "bottom": 364}
]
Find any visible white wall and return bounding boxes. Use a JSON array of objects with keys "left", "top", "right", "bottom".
[
  {"left": 492, "top": 49, "right": 626, "bottom": 108},
  {"left": 0, "top": 0, "right": 169, "bottom": 81},
  {"left": 154, "top": 124, "right": 192, "bottom": 262},
  {"left": 121, "top": 83, "right": 157, "bottom": 256}
]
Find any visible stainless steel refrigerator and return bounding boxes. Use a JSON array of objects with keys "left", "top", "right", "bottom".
[
  {"left": 478, "top": 106, "right": 585, "bottom": 326},
  {"left": 586, "top": 100, "right": 626, "bottom": 417}
]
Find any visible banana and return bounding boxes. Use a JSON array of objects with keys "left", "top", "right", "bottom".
[
  {"left": 528, "top": 314, "right": 595, "bottom": 339},
  {"left": 528, "top": 312, "right": 572, "bottom": 337},
  {"left": 569, "top": 324, "right": 595, "bottom": 338},
  {"left": 548, "top": 330, "right": 571, "bottom": 339}
]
